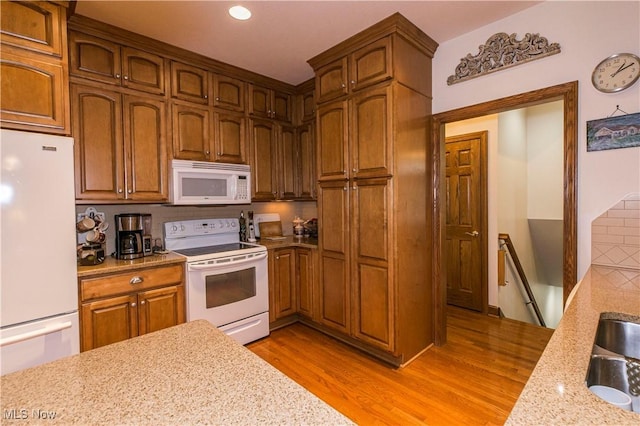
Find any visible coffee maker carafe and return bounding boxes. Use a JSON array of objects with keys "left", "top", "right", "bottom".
[{"left": 115, "top": 214, "right": 145, "bottom": 259}]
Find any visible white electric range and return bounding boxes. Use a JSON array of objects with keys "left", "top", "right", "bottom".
[{"left": 164, "top": 218, "right": 269, "bottom": 345}]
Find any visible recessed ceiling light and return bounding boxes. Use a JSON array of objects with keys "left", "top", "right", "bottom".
[{"left": 229, "top": 5, "right": 251, "bottom": 21}]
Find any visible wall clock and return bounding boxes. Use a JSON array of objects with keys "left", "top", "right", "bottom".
[{"left": 591, "top": 52, "right": 640, "bottom": 93}]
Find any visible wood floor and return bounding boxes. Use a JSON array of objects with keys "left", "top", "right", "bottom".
[{"left": 248, "top": 307, "right": 553, "bottom": 425}]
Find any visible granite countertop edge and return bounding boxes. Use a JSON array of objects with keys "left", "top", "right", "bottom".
[
  {"left": 506, "top": 265, "right": 640, "bottom": 425},
  {"left": 0, "top": 320, "right": 353, "bottom": 425}
]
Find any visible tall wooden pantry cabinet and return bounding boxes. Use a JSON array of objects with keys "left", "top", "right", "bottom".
[{"left": 308, "top": 13, "right": 438, "bottom": 366}]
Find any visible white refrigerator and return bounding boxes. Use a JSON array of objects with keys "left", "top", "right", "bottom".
[{"left": 0, "top": 129, "right": 79, "bottom": 375}]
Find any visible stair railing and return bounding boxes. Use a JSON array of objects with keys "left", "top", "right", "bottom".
[{"left": 498, "top": 233, "right": 546, "bottom": 327}]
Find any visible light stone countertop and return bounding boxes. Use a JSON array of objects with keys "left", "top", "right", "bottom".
[
  {"left": 0, "top": 320, "right": 353, "bottom": 425},
  {"left": 77, "top": 252, "right": 186, "bottom": 277},
  {"left": 257, "top": 236, "right": 318, "bottom": 250},
  {"left": 506, "top": 265, "right": 640, "bottom": 425}
]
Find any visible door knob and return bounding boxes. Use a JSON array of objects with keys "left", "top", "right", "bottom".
[{"left": 465, "top": 231, "right": 479, "bottom": 237}]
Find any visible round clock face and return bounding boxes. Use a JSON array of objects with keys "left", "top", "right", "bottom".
[{"left": 592, "top": 53, "right": 640, "bottom": 93}]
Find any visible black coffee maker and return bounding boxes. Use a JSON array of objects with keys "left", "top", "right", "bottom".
[{"left": 115, "top": 214, "right": 145, "bottom": 259}]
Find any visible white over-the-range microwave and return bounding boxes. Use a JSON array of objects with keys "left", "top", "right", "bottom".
[{"left": 169, "top": 160, "right": 251, "bottom": 205}]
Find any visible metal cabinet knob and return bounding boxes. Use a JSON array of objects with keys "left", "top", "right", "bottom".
[
  {"left": 204, "top": 95, "right": 208, "bottom": 99},
  {"left": 118, "top": 188, "right": 123, "bottom": 193},
  {"left": 123, "top": 75, "right": 129, "bottom": 80},
  {"left": 115, "top": 73, "right": 121, "bottom": 79},
  {"left": 351, "top": 80, "right": 356, "bottom": 85},
  {"left": 131, "top": 302, "right": 136, "bottom": 307},
  {"left": 341, "top": 83, "right": 346, "bottom": 88},
  {"left": 205, "top": 151, "right": 210, "bottom": 155},
  {"left": 140, "top": 300, "right": 145, "bottom": 305}
]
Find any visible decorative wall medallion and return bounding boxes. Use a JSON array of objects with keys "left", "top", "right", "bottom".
[{"left": 447, "top": 32, "right": 561, "bottom": 85}]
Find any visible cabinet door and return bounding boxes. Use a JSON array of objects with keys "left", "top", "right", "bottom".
[
  {"left": 171, "top": 100, "right": 211, "bottom": 161},
  {"left": 123, "top": 95, "right": 167, "bottom": 201},
  {"left": 138, "top": 285, "right": 185, "bottom": 335},
  {"left": 273, "top": 248, "right": 296, "bottom": 319},
  {"left": 296, "top": 248, "right": 314, "bottom": 319},
  {"left": 1, "top": 1, "right": 65, "bottom": 57},
  {"left": 213, "top": 111, "right": 246, "bottom": 164},
  {"left": 301, "top": 90, "right": 316, "bottom": 122},
  {"left": 71, "top": 83, "right": 124, "bottom": 201},
  {"left": 121, "top": 46, "right": 165, "bottom": 95},
  {"left": 249, "top": 84, "right": 271, "bottom": 119},
  {"left": 351, "top": 178, "right": 393, "bottom": 351},
  {"left": 171, "top": 101, "right": 211, "bottom": 161},
  {"left": 349, "top": 37, "right": 392, "bottom": 92},
  {"left": 315, "top": 57, "right": 348, "bottom": 104},
  {"left": 1, "top": 51, "right": 68, "bottom": 132},
  {"left": 69, "top": 31, "right": 121, "bottom": 85},
  {"left": 249, "top": 119, "right": 277, "bottom": 201},
  {"left": 297, "top": 122, "right": 316, "bottom": 200},
  {"left": 317, "top": 180, "right": 350, "bottom": 333},
  {"left": 350, "top": 84, "right": 392, "bottom": 178},
  {"left": 317, "top": 99, "right": 348, "bottom": 181},
  {"left": 273, "top": 91, "right": 291, "bottom": 122},
  {"left": 81, "top": 294, "right": 137, "bottom": 352},
  {"left": 213, "top": 74, "right": 245, "bottom": 112},
  {"left": 278, "top": 125, "right": 297, "bottom": 199},
  {"left": 170, "top": 61, "right": 209, "bottom": 104}
]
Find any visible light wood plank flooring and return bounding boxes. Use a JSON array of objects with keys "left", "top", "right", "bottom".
[{"left": 248, "top": 307, "right": 553, "bottom": 425}]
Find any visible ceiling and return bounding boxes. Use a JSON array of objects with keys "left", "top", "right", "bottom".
[{"left": 73, "top": 1, "right": 542, "bottom": 86}]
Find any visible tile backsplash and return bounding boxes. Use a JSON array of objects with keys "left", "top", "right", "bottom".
[
  {"left": 76, "top": 202, "right": 317, "bottom": 256},
  {"left": 591, "top": 193, "right": 640, "bottom": 269}
]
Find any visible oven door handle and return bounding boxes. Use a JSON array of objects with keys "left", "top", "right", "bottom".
[{"left": 188, "top": 251, "right": 267, "bottom": 270}]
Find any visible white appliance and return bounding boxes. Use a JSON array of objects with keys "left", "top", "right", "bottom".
[
  {"left": 170, "top": 160, "right": 251, "bottom": 205},
  {"left": 164, "top": 218, "right": 269, "bottom": 345},
  {"left": 0, "top": 129, "right": 79, "bottom": 375}
]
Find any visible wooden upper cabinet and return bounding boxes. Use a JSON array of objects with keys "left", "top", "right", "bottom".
[
  {"left": 171, "top": 100, "right": 211, "bottom": 161},
  {"left": 349, "top": 37, "right": 392, "bottom": 92},
  {"left": 1, "top": 1, "right": 65, "bottom": 57},
  {"left": 214, "top": 111, "right": 246, "bottom": 164},
  {"left": 278, "top": 125, "right": 297, "bottom": 199},
  {"left": 273, "top": 91, "right": 291, "bottom": 122},
  {"left": 314, "top": 36, "right": 392, "bottom": 104},
  {"left": 171, "top": 61, "right": 208, "bottom": 104},
  {"left": 349, "top": 84, "right": 392, "bottom": 179},
  {"left": 72, "top": 83, "right": 123, "bottom": 201},
  {"left": 297, "top": 122, "right": 316, "bottom": 200},
  {"left": 72, "top": 83, "right": 167, "bottom": 202},
  {"left": 213, "top": 74, "right": 245, "bottom": 112},
  {"left": 317, "top": 99, "right": 348, "bottom": 181},
  {"left": 315, "top": 57, "right": 348, "bottom": 104},
  {"left": 249, "top": 84, "right": 292, "bottom": 122},
  {"left": 301, "top": 90, "right": 316, "bottom": 122},
  {"left": 249, "top": 118, "right": 277, "bottom": 201},
  {"left": 0, "top": 1, "right": 69, "bottom": 134},
  {"left": 1, "top": 51, "right": 68, "bottom": 132},
  {"left": 123, "top": 95, "right": 167, "bottom": 201},
  {"left": 69, "top": 31, "right": 165, "bottom": 95}
]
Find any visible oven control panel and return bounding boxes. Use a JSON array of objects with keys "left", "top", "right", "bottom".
[{"left": 164, "top": 218, "right": 239, "bottom": 238}]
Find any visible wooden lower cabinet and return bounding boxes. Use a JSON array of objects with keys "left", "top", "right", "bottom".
[
  {"left": 268, "top": 246, "right": 316, "bottom": 327},
  {"left": 296, "top": 248, "right": 314, "bottom": 319},
  {"left": 79, "top": 263, "right": 185, "bottom": 351}
]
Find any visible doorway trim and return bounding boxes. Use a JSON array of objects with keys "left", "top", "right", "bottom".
[{"left": 431, "top": 81, "right": 578, "bottom": 345}]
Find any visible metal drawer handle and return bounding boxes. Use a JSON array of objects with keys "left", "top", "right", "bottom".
[{"left": 130, "top": 276, "right": 143, "bottom": 285}]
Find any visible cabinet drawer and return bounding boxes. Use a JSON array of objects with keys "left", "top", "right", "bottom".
[{"left": 80, "top": 264, "right": 184, "bottom": 301}]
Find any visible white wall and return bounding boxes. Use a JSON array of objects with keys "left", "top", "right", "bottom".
[
  {"left": 527, "top": 101, "right": 564, "bottom": 220},
  {"left": 433, "top": 1, "right": 640, "bottom": 282}
]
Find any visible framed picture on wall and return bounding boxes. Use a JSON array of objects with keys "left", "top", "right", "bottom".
[{"left": 586, "top": 112, "right": 640, "bottom": 152}]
